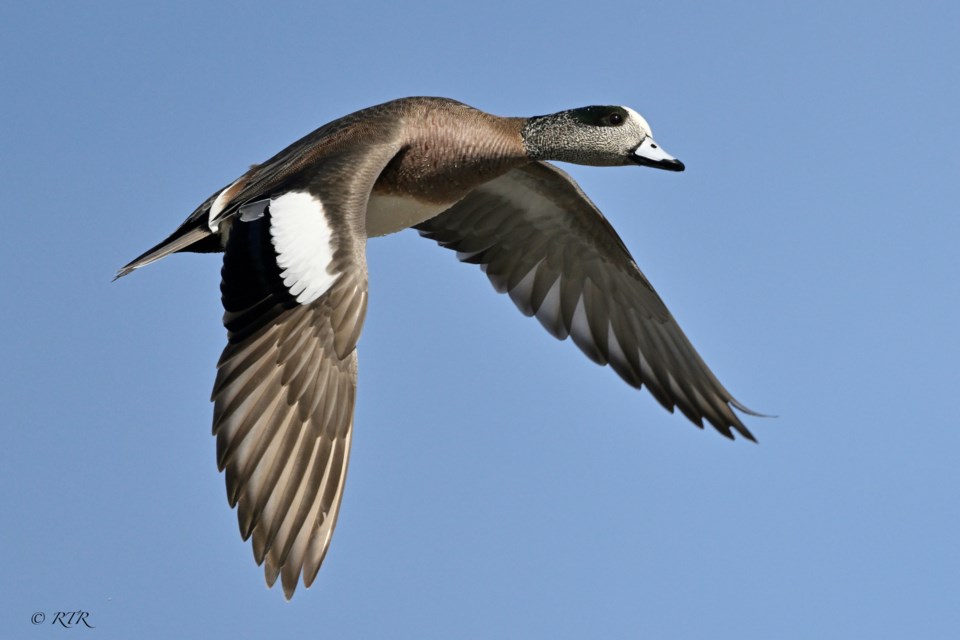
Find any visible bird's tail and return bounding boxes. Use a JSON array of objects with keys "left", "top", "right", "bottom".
[{"left": 114, "top": 225, "right": 213, "bottom": 280}]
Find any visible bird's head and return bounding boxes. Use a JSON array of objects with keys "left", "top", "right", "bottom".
[{"left": 522, "top": 105, "right": 684, "bottom": 171}]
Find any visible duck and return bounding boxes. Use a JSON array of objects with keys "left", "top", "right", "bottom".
[{"left": 117, "top": 96, "right": 759, "bottom": 598}]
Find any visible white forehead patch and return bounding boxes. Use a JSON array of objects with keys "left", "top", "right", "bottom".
[
  {"left": 268, "top": 191, "right": 339, "bottom": 305},
  {"left": 624, "top": 107, "right": 653, "bottom": 138}
]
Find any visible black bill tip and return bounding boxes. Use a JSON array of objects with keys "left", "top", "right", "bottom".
[{"left": 632, "top": 155, "right": 685, "bottom": 172}]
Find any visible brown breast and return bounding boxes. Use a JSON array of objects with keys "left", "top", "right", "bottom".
[{"left": 372, "top": 101, "right": 529, "bottom": 205}]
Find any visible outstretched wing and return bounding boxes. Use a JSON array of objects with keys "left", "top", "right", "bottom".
[
  {"left": 212, "top": 140, "right": 401, "bottom": 598},
  {"left": 416, "top": 162, "right": 758, "bottom": 440}
]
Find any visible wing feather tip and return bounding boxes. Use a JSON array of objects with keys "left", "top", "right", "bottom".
[
  {"left": 281, "top": 573, "right": 298, "bottom": 600},
  {"left": 730, "top": 398, "right": 776, "bottom": 419},
  {"left": 707, "top": 404, "right": 759, "bottom": 443}
]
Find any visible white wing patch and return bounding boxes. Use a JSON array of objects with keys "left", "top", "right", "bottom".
[{"left": 268, "top": 191, "right": 339, "bottom": 305}]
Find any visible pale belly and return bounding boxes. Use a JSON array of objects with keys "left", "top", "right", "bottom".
[{"left": 365, "top": 194, "right": 456, "bottom": 237}]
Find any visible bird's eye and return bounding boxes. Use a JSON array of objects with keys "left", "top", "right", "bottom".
[{"left": 606, "top": 113, "right": 624, "bottom": 126}]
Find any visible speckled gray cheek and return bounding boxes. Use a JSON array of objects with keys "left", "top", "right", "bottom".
[{"left": 521, "top": 112, "right": 635, "bottom": 166}]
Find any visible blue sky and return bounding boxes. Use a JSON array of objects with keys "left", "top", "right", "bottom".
[{"left": 3, "top": 1, "right": 958, "bottom": 638}]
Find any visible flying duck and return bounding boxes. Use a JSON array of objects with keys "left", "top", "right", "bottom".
[{"left": 117, "top": 96, "right": 759, "bottom": 598}]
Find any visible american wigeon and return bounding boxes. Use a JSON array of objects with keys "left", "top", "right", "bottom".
[{"left": 118, "top": 96, "right": 760, "bottom": 598}]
